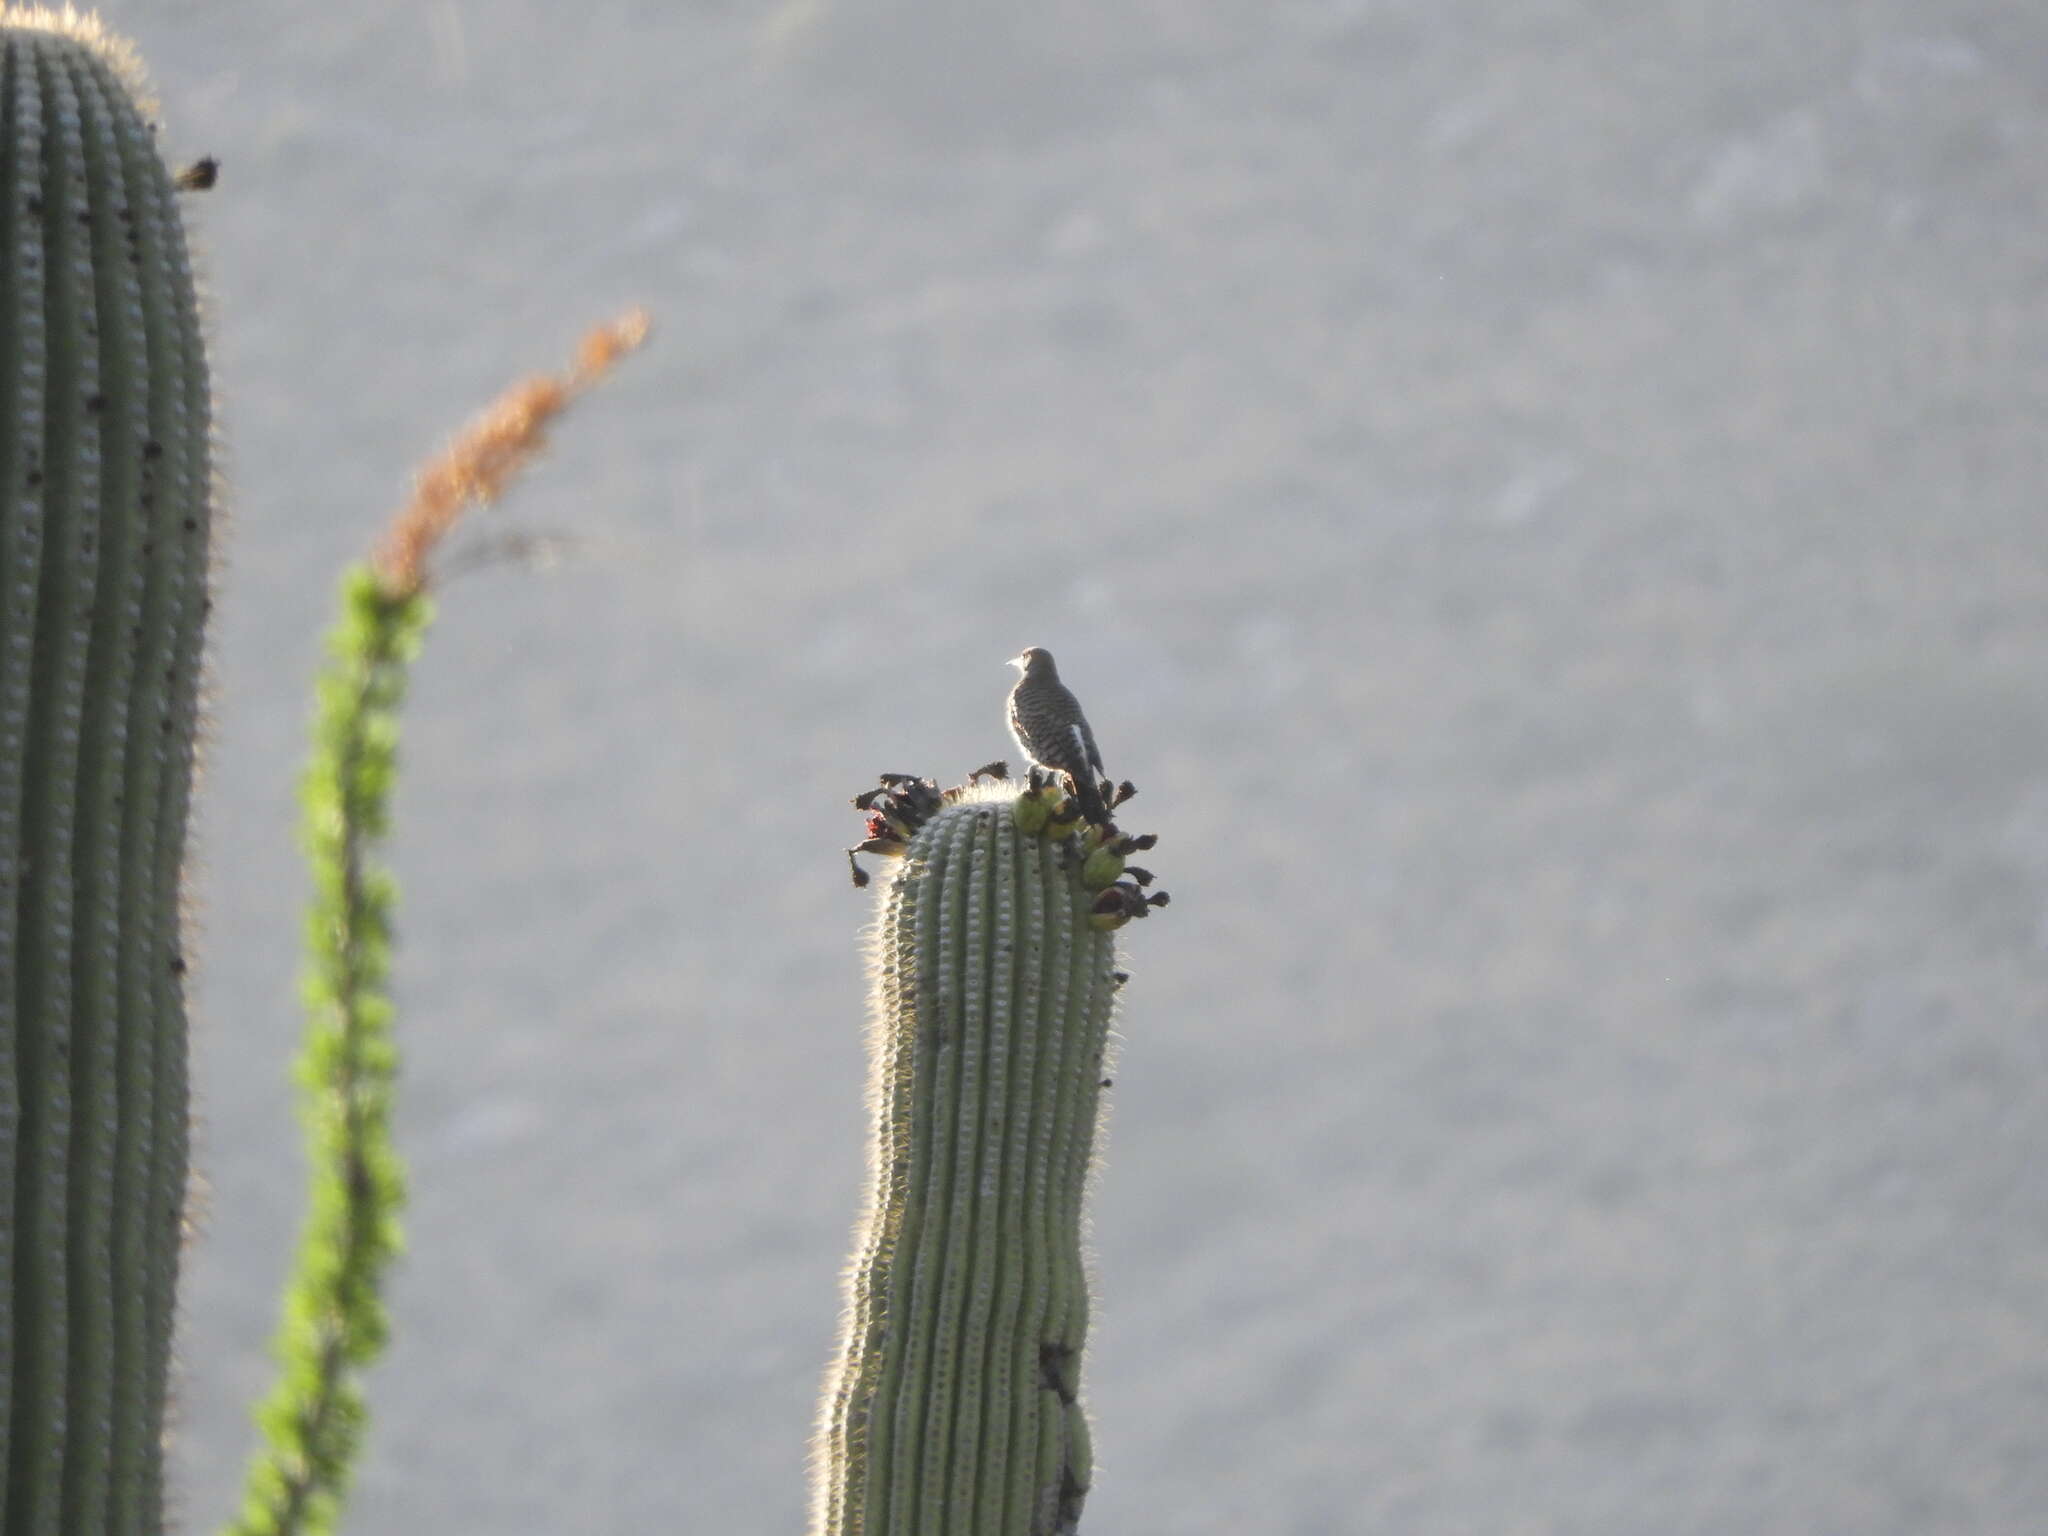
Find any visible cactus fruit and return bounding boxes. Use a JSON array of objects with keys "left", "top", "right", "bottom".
[
  {"left": 816, "top": 782, "right": 1125, "bottom": 1536},
  {"left": 0, "top": 12, "right": 212, "bottom": 1534}
]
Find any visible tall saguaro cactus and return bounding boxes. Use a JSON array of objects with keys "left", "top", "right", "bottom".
[
  {"left": 0, "top": 12, "right": 213, "bottom": 1534},
  {"left": 818, "top": 779, "right": 1161, "bottom": 1536}
]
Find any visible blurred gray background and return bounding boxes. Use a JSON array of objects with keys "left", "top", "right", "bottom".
[{"left": 96, "top": 0, "right": 2048, "bottom": 1531}]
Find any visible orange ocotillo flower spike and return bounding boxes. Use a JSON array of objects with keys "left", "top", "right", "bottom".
[{"left": 372, "top": 306, "right": 651, "bottom": 598}]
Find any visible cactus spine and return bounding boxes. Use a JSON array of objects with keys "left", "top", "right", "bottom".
[
  {"left": 817, "top": 787, "right": 1119, "bottom": 1536},
  {"left": 0, "top": 13, "right": 212, "bottom": 1534}
]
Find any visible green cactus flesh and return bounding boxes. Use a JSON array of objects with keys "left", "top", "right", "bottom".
[
  {"left": 817, "top": 788, "right": 1119, "bottom": 1536},
  {"left": 0, "top": 15, "right": 212, "bottom": 1535}
]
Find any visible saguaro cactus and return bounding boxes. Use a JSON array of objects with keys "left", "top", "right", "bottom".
[
  {"left": 0, "top": 12, "right": 212, "bottom": 1534},
  {"left": 817, "top": 778, "right": 1162, "bottom": 1535}
]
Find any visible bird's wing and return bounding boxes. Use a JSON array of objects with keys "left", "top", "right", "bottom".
[{"left": 1071, "top": 710, "right": 1104, "bottom": 776}]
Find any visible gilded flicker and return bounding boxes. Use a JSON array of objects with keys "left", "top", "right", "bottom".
[{"left": 1007, "top": 647, "right": 1111, "bottom": 825}]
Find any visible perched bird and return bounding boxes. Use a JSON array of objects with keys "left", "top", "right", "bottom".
[{"left": 1007, "top": 647, "right": 1110, "bottom": 825}]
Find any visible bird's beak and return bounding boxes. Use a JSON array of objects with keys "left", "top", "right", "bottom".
[{"left": 1007, "top": 653, "right": 1026, "bottom": 671}]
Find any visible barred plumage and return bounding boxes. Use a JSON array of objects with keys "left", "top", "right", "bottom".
[{"left": 1007, "top": 647, "right": 1111, "bottom": 825}]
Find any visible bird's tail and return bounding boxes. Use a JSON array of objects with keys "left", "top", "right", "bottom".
[{"left": 1070, "top": 771, "right": 1111, "bottom": 826}]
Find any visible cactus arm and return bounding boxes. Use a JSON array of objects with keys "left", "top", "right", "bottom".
[
  {"left": 0, "top": 19, "right": 212, "bottom": 1533},
  {"left": 815, "top": 788, "right": 1124, "bottom": 1535}
]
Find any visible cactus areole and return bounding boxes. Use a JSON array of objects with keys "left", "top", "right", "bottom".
[
  {"left": 818, "top": 779, "right": 1163, "bottom": 1536},
  {"left": 0, "top": 13, "right": 213, "bottom": 1534}
]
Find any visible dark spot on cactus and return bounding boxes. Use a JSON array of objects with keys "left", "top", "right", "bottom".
[
  {"left": 1057, "top": 1464, "right": 1089, "bottom": 1525},
  {"left": 86, "top": 392, "right": 104, "bottom": 412},
  {"left": 168, "top": 955, "right": 185, "bottom": 977},
  {"left": 26, "top": 470, "right": 42, "bottom": 488},
  {"left": 143, "top": 439, "right": 163, "bottom": 460},
  {"left": 1111, "top": 971, "right": 1128, "bottom": 987},
  {"left": 1038, "top": 1340, "right": 1077, "bottom": 1400},
  {"left": 1099, "top": 1078, "right": 1112, "bottom": 1089},
  {"left": 26, "top": 195, "right": 42, "bottom": 216}
]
